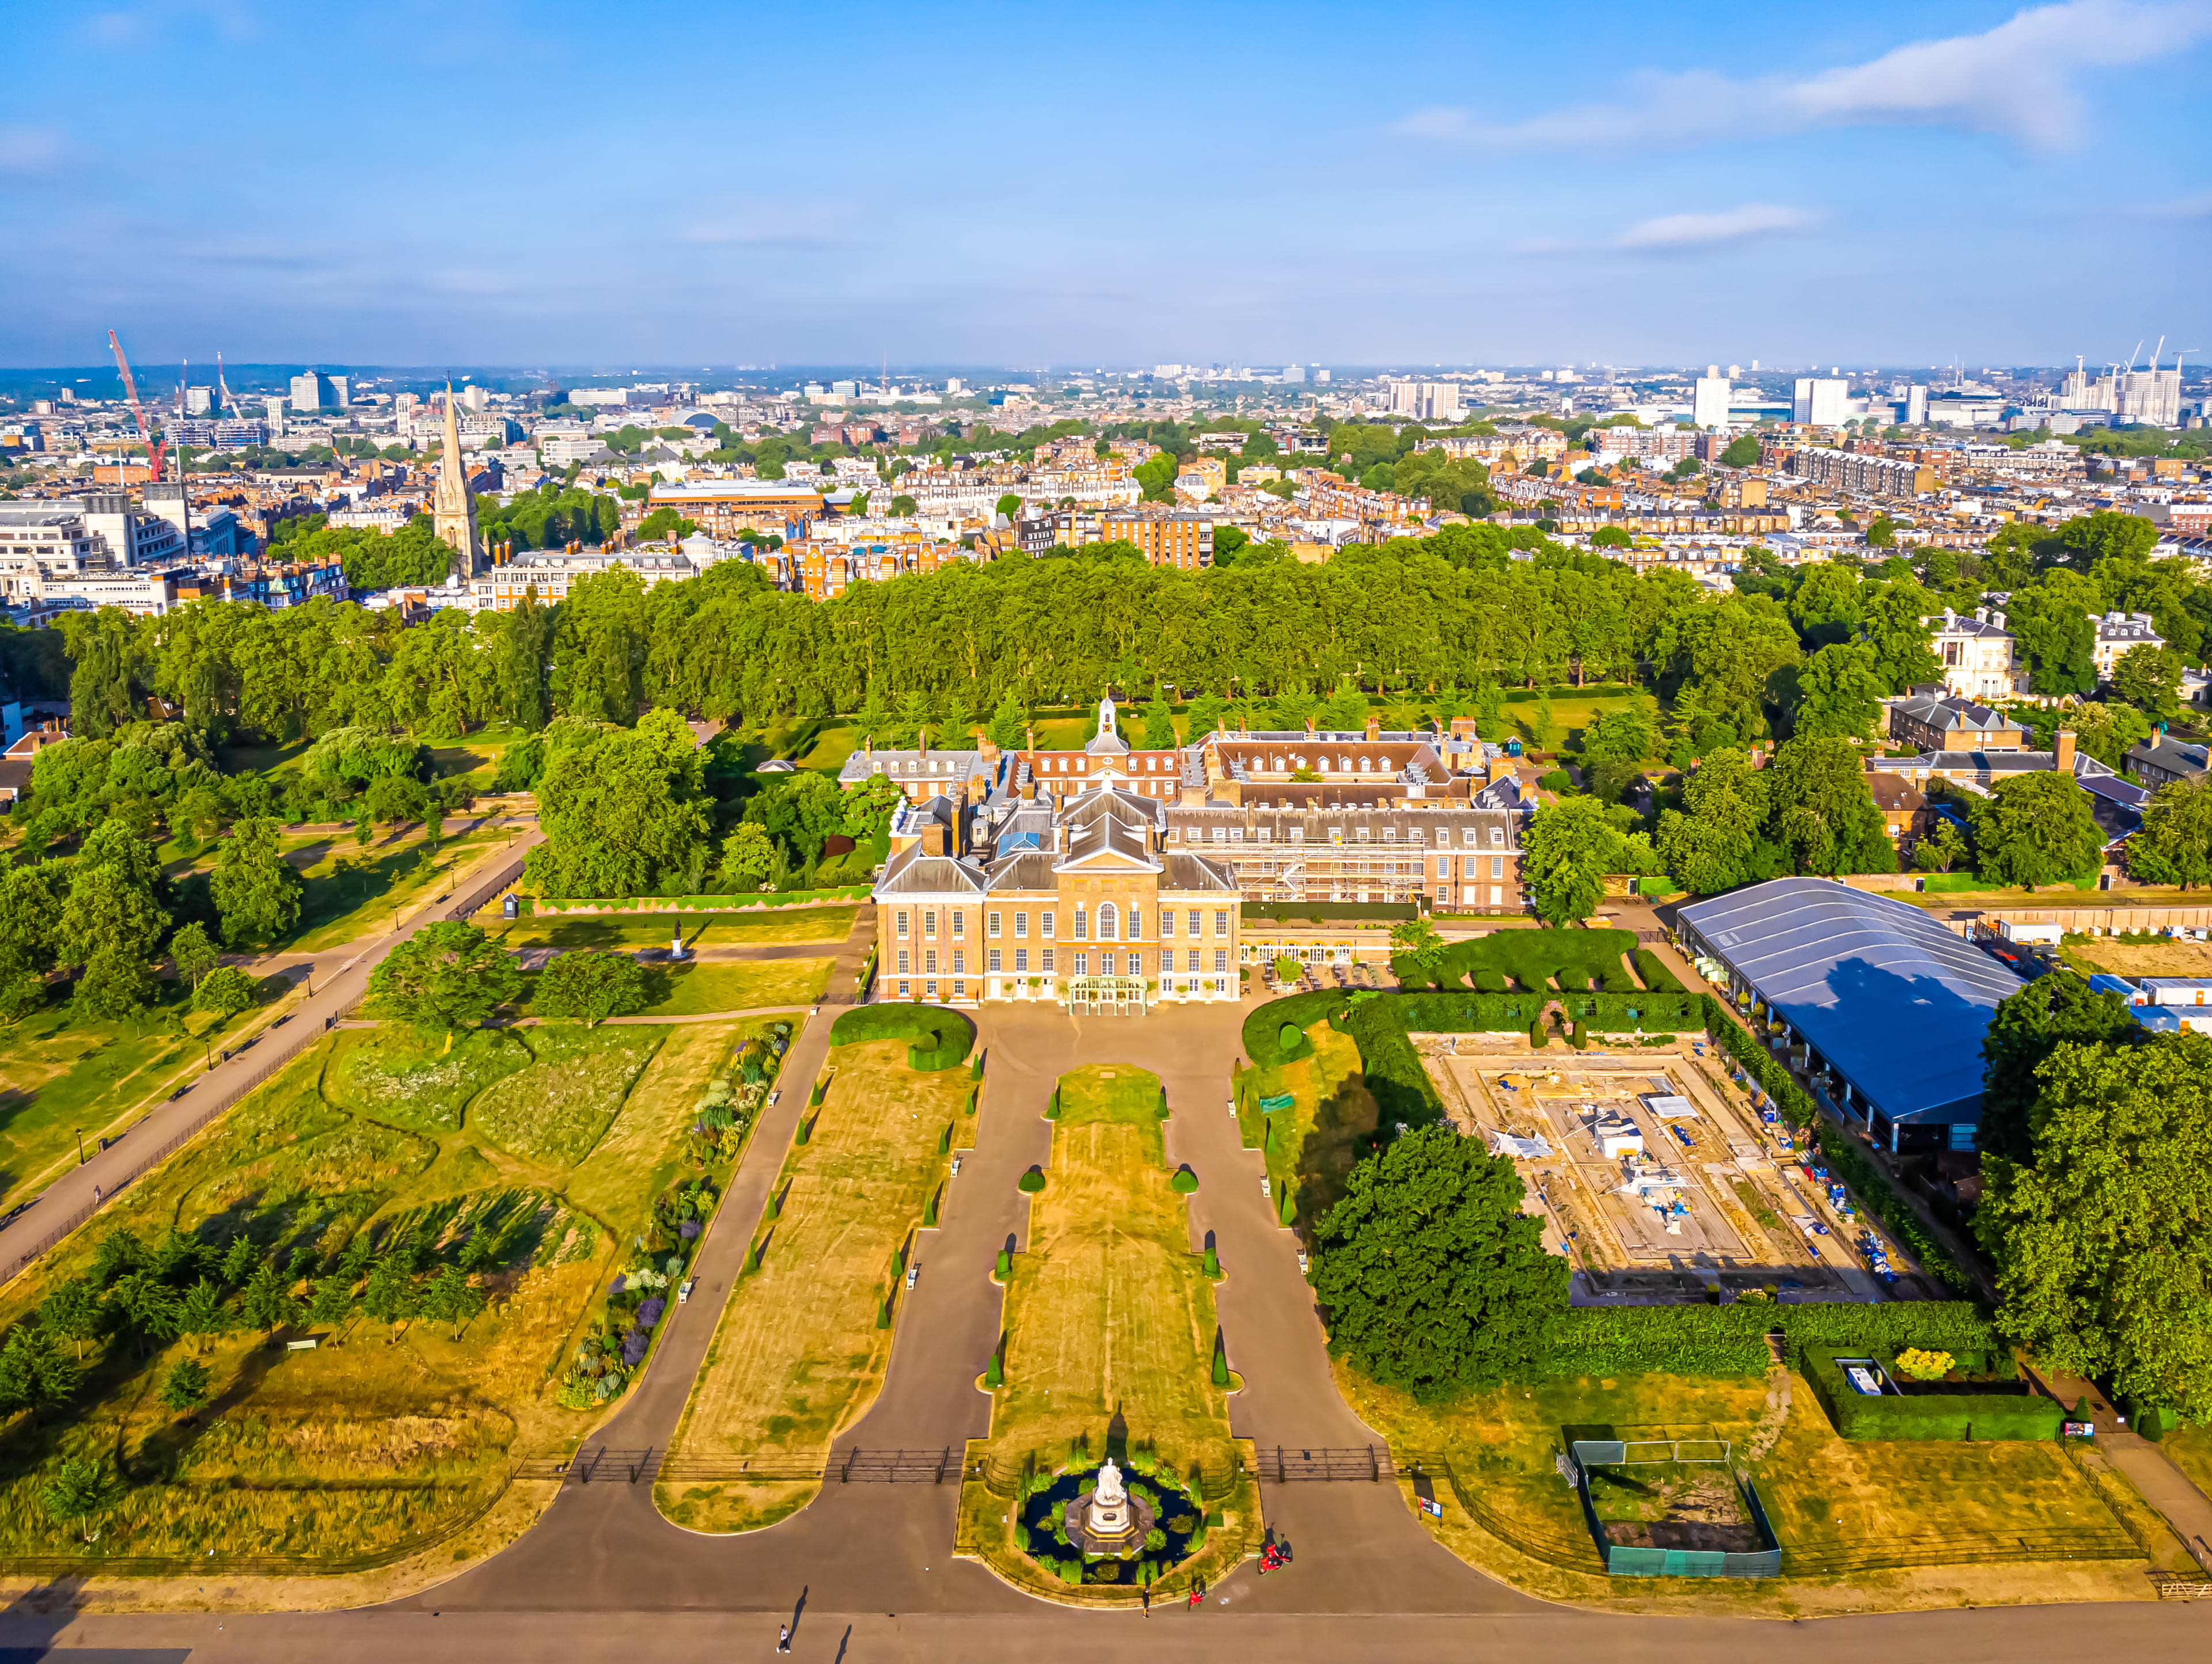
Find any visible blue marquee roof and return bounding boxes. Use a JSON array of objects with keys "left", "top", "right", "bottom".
[{"left": 1678, "top": 877, "right": 2024, "bottom": 1127}]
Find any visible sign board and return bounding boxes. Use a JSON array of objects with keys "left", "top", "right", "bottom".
[
  {"left": 1411, "top": 1471, "right": 1443, "bottom": 1519},
  {"left": 2063, "top": 1420, "right": 2096, "bottom": 1438}
]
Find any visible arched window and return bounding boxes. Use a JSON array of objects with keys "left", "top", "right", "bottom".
[
  {"left": 1316, "top": 757, "right": 1329, "bottom": 772},
  {"left": 1358, "top": 756, "right": 1372, "bottom": 773},
  {"left": 1099, "top": 902, "right": 1118, "bottom": 940}
]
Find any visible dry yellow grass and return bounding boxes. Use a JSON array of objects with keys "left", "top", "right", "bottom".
[
  {"left": 2068, "top": 938, "right": 2212, "bottom": 978},
  {"left": 659, "top": 1038, "right": 963, "bottom": 1532},
  {"left": 1339, "top": 1359, "right": 2154, "bottom": 1615},
  {"left": 991, "top": 1067, "right": 1227, "bottom": 1476},
  {"left": 956, "top": 1067, "right": 1257, "bottom": 1603}
]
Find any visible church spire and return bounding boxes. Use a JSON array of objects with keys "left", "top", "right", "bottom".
[{"left": 431, "top": 379, "right": 484, "bottom": 579}]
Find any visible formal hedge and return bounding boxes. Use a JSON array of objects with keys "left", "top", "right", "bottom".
[
  {"left": 1633, "top": 949, "right": 1684, "bottom": 991},
  {"left": 1803, "top": 1347, "right": 2061, "bottom": 1441},
  {"left": 829, "top": 1004, "right": 976, "bottom": 1070},
  {"left": 1534, "top": 1302, "right": 1999, "bottom": 1381}
]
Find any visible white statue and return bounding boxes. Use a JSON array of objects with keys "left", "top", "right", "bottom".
[{"left": 1095, "top": 1457, "right": 1125, "bottom": 1507}]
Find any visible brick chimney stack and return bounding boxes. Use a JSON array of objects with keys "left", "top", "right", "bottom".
[{"left": 2054, "top": 730, "right": 2076, "bottom": 772}]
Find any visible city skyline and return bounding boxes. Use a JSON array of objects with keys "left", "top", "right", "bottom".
[{"left": 1, "top": 1, "right": 2207, "bottom": 368}]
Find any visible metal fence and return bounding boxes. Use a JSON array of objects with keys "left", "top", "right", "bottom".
[
  {"left": 1, "top": 987, "right": 366, "bottom": 1286},
  {"left": 526, "top": 1446, "right": 966, "bottom": 1486},
  {"left": 447, "top": 856, "right": 527, "bottom": 921},
  {"left": 1566, "top": 1441, "right": 1781, "bottom": 1579}
]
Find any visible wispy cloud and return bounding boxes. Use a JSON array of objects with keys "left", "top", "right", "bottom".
[
  {"left": 1617, "top": 203, "right": 1819, "bottom": 250},
  {"left": 1397, "top": 1, "right": 2212, "bottom": 155},
  {"left": 2131, "top": 187, "right": 2212, "bottom": 218},
  {"left": 0, "top": 126, "right": 66, "bottom": 174},
  {"left": 1512, "top": 202, "right": 1820, "bottom": 257},
  {"left": 675, "top": 196, "right": 853, "bottom": 249}
]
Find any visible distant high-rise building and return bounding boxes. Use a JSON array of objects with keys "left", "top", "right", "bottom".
[
  {"left": 264, "top": 394, "right": 286, "bottom": 437},
  {"left": 329, "top": 375, "right": 350, "bottom": 409},
  {"left": 431, "top": 382, "right": 483, "bottom": 579},
  {"left": 184, "top": 386, "right": 213, "bottom": 416},
  {"left": 1693, "top": 366, "right": 1731, "bottom": 429},
  {"left": 1792, "top": 377, "right": 1849, "bottom": 427},
  {"left": 1281, "top": 364, "right": 1306, "bottom": 385},
  {"left": 289, "top": 370, "right": 336, "bottom": 411},
  {"left": 460, "top": 383, "right": 489, "bottom": 412},
  {"left": 1387, "top": 379, "right": 1462, "bottom": 422},
  {"left": 2116, "top": 362, "right": 2182, "bottom": 427},
  {"left": 1904, "top": 385, "right": 1929, "bottom": 426},
  {"left": 1315, "top": 368, "right": 1330, "bottom": 384}
]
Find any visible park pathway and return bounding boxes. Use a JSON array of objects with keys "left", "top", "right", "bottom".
[{"left": 0, "top": 823, "right": 541, "bottom": 1285}]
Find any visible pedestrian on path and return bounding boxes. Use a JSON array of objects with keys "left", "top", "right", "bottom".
[
  {"left": 1141, "top": 1585, "right": 1150, "bottom": 1617},
  {"left": 777, "top": 1623, "right": 790, "bottom": 1652}
]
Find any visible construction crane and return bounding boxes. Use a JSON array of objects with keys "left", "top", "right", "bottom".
[{"left": 107, "top": 329, "right": 165, "bottom": 483}]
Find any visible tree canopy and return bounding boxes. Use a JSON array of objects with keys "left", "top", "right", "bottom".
[
  {"left": 368, "top": 921, "right": 522, "bottom": 1035},
  {"left": 1312, "top": 1124, "right": 1566, "bottom": 1401},
  {"left": 1978, "top": 1034, "right": 2212, "bottom": 1421},
  {"left": 1970, "top": 772, "right": 2103, "bottom": 890}
]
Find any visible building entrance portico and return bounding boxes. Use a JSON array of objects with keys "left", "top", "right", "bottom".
[{"left": 1064, "top": 974, "right": 1148, "bottom": 1016}]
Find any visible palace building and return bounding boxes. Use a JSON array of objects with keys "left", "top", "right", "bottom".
[
  {"left": 852, "top": 696, "right": 1532, "bottom": 1011},
  {"left": 866, "top": 699, "right": 1239, "bottom": 1012}
]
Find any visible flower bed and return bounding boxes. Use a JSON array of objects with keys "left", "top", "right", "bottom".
[{"left": 556, "top": 1021, "right": 791, "bottom": 1408}]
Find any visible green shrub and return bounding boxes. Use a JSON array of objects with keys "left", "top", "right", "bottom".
[
  {"left": 1537, "top": 1303, "right": 1998, "bottom": 1380},
  {"left": 1212, "top": 1335, "right": 1230, "bottom": 1387},
  {"left": 1473, "top": 969, "right": 1509, "bottom": 993},
  {"left": 1157, "top": 1085, "right": 1171, "bottom": 1119},
  {"left": 829, "top": 1003, "right": 976, "bottom": 1070},
  {"left": 970, "top": 1051, "right": 984, "bottom": 1080},
  {"left": 877, "top": 1296, "right": 892, "bottom": 1330},
  {"left": 795, "top": 1113, "right": 816, "bottom": 1146},
  {"left": 809, "top": 1076, "right": 828, "bottom": 1106},
  {"left": 1802, "top": 1347, "right": 2060, "bottom": 1441},
  {"left": 1044, "top": 1088, "right": 1060, "bottom": 1120},
  {"left": 994, "top": 1248, "right": 1012, "bottom": 1280},
  {"left": 1276, "top": 1021, "right": 1312, "bottom": 1062},
  {"left": 1018, "top": 1168, "right": 1046, "bottom": 1194},
  {"left": 985, "top": 1350, "right": 1003, "bottom": 1388},
  {"left": 1171, "top": 1168, "right": 1200, "bottom": 1194},
  {"left": 1557, "top": 970, "right": 1591, "bottom": 992},
  {"left": 1278, "top": 1188, "right": 1296, "bottom": 1225},
  {"left": 1633, "top": 949, "right": 1684, "bottom": 991},
  {"left": 1202, "top": 1246, "right": 1221, "bottom": 1278},
  {"left": 938, "top": 1120, "right": 953, "bottom": 1154}
]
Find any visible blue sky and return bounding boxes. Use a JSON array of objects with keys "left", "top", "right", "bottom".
[{"left": 1, "top": 0, "right": 2207, "bottom": 370}]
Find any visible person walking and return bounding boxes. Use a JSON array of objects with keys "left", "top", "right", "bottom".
[{"left": 777, "top": 1622, "right": 791, "bottom": 1652}]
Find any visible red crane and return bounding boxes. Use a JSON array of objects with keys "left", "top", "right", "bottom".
[{"left": 107, "top": 329, "right": 165, "bottom": 483}]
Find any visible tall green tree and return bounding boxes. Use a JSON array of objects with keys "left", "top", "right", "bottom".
[
  {"left": 1140, "top": 692, "right": 1178, "bottom": 749},
  {"left": 1976, "top": 971, "right": 2141, "bottom": 1164},
  {"left": 1656, "top": 747, "right": 1770, "bottom": 894},
  {"left": 2111, "top": 643, "right": 2183, "bottom": 721},
  {"left": 56, "top": 610, "right": 138, "bottom": 738},
  {"left": 1766, "top": 736, "right": 1892, "bottom": 875},
  {"left": 168, "top": 921, "right": 221, "bottom": 993},
  {"left": 523, "top": 708, "right": 712, "bottom": 898},
  {"left": 368, "top": 921, "right": 523, "bottom": 1038},
  {"left": 1971, "top": 772, "right": 2103, "bottom": 890},
  {"left": 536, "top": 950, "right": 647, "bottom": 1024},
  {"left": 1520, "top": 796, "right": 1615, "bottom": 925},
  {"left": 1978, "top": 1035, "right": 2212, "bottom": 1420},
  {"left": 1792, "top": 641, "right": 1886, "bottom": 739},
  {"left": 1312, "top": 1125, "right": 1566, "bottom": 1401},
  {"left": 209, "top": 818, "right": 303, "bottom": 948},
  {"left": 2127, "top": 777, "right": 2212, "bottom": 890},
  {"left": 985, "top": 687, "right": 1027, "bottom": 750}
]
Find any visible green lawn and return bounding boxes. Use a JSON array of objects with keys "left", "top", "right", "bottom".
[
  {"left": 0, "top": 982, "right": 260, "bottom": 1210},
  {"left": 469, "top": 1026, "right": 663, "bottom": 1164},
  {"left": 491, "top": 906, "right": 854, "bottom": 953},
  {"left": 660, "top": 1037, "right": 965, "bottom": 1532},
  {"left": 0, "top": 1016, "right": 758, "bottom": 1565},
  {"left": 632, "top": 960, "right": 832, "bottom": 1016},
  {"left": 1235, "top": 1020, "right": 1378, "bottom": 1233}
]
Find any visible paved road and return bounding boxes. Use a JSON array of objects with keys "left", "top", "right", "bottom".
[
  {"left": 7, "top": 975, "right": 2211, "bottom": 1657},
  {"left": 0, "top": 825, "right": 540, "bottom": 1282}
]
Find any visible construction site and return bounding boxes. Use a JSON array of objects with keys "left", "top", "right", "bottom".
[{"left": 1413, "top": 1029, "right": 1940, "bottom": 1302}]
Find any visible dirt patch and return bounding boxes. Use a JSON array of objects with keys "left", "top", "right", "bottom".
[{"left": 2072, "top": 939, "right": 2212, "bottom": 978}]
